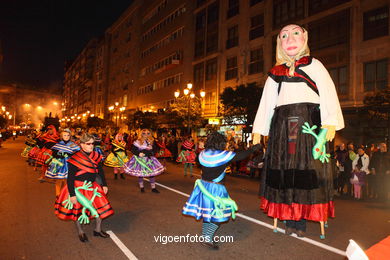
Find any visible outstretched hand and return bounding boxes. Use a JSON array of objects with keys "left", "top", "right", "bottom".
[
  {"left": 321, "top": 125, "right": 336, "bottom": 141},
  {"left": 252, "top": 133, "right": 261, "bottom": 145}
]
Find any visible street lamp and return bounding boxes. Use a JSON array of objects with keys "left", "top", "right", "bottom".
[{"left": 173, "top": 83, "right": 205, "bottom": 135}]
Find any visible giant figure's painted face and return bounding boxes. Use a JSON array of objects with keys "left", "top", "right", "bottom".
[{"left": 279, "top": 24, "right": 305, "bottom": 58}]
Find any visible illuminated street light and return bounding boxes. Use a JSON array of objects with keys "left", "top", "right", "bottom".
[
  {"left": 53, "top": 102, "right": 58, "bottom": 106},
  {"left": 173, "top": 82, "right": 205, "bottom": 135},
  {"left": 37, "top": 106, "right": 42, "bottom": 110},
  {"left": 8, "top": 115, "right": 12, "bottom": 119},
  {"left": 1, "top": 106, "right": 5, "bottom": 111},
  {"left": 174, "top": 90, "right": 180, "bottom": 98},
  {"left": 82, "top": 113, "right": 86, "bottom": 117},
  {"left": 91, "top": 114, "right": 95, "bottom": 117},
  {"left": 108, "top": 106, "right": 114, "bottom": 111},
  {"left": 115, "top": 102, "right": 119, "bottom": 106},
  {"left": 6, "top": 111, "right": 9, "bottom": 115}
]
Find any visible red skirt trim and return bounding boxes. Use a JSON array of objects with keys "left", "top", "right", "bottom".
[
  {"left": 36, "top": 147, "right": 52, "bottom": 165},
  {"left": 260, "top": 197, "right": 334, "bottom": 222},
  {"left": 28, "top": 147, "right": 41, "bottom": 159},
  {"left": 55, "top": 181, "right": 114, "bottom": 221}
]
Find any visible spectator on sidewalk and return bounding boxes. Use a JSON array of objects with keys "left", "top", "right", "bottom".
[
  {"left": 370, "top": 143, "right": 390, "bottom": 201},
  {"left": 335, "top": 143, "right": 348, "bottom": 195}
]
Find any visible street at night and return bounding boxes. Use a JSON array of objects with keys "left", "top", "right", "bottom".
[
  {"left": 1, "top": 139, "right": 389, "bottom": 260},
  {"left": 1, "top": 1, "right": 390, "bottom": 259}
]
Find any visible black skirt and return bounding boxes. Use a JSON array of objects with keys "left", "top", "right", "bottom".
[{"left": 260, "top": 103, "right": 335, "bottom": 205}]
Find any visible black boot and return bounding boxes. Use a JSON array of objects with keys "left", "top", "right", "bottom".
[
  {"left": 140, "top": 187, "right": 145, "bottom": 193},
  {"left": 152, "top": 188, "right": 160, "bottom": 193},
  {"left": 114, "top": 174, "right": 118, "bottom": 180},
  {"left": 120, "top": 173, "right": 125, "bottom": 179}
]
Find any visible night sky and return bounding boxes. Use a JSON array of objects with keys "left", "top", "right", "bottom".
[{"left": 0, "top": 0, "right": 133, "bottom": 90}]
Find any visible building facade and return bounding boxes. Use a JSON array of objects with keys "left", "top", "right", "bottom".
[{"left": 62, "top": 0, "right": 389, "bottom": 142}]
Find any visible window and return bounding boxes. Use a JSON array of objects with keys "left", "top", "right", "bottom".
[
  {"left": 226, "top": 25, "right": 239, "bottom": 49},
  {"left": 309, "top": 10, "right": 349, "bottom": 51},
  {"left": 194, "top": 39, "right": 205, "bottom": 58},
  {"left": 194, "top": 63, "right": 204, "bottom": 83},
  {"left": 141, "top": 27, "right": 184, "bottom": 58},
  {"left": 248, "top": 48, "right": 263, "bottom": 75},
  {"left": 273, "top": 0, "right": 304, "bottom": 29},
  {"left": 205, "top": 92, "right": 216, "bottom": 110},
  {"left": 329, "top": 66, "right": 348, "bottom": 95},
  {"left": 227, "top": 0, "right": 239, "bottom": 19},
  {"left": 196, "top": 10, "right": 206, "bottom": 31},
  {"left": 206, "top": 58, "right": 218, "bottom": 80},
  {"left": 197, "top": 0, "right": 207, "bottom": 8},
  {"left": 363, "top": 6, "right": 389, "bottom": 40},
  {"left": 250, "top": 0, "right": 263, "bottom": 6},
  {"left": 225, "top": 57, "right": 238, "bottom": 80},
  {"left": 364, "top": 59, "right": 388, "bottom": 92},
  {"left": 309, "top": 0, "right": 349, "bottom": 15},
  {"left": 206, "top": 33, "right": 218, "bottom": 53},
  {"left": 207, "top": 2, "right": 219, "bottom": 24},
  {"left": 249, "top": 14, "right": 264, "bottom": 40},
  {"left": 126, "top": 33, "right": 131, "bottom": 42},
  {"left": 142, "top": 5, "right": 186, "bottom": 41}
]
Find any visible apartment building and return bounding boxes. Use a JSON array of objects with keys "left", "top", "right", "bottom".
[
  {"left": 63, "top": 39, "right": 97, "bottom": 117},
  {"left": 63, "top": 0, "right": 389, "bottom": 141},
  {"left": 135, "top": 0, "right": 196, "bottom": 112},
  {"left": 104, "top": 2, "right": 140, "bottom": 124}
]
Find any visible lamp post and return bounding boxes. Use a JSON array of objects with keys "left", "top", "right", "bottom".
[
  {"left": 174, "top": 83, "right": 205, "bottom": 135},
  {"left": 108, "top": 103, "right": 125, "bottom": 127}
]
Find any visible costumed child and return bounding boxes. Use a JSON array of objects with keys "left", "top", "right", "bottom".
[
  {"left": 22, "top": 132, "right": 37, "bottom": 163},
  {"left": 36, "top": 125, "right": 60, "bottom": 182},
  {"left": 88, "top": 128, "right": 105, "bottom": 161},
  {"left": 155, "top": 135, "right": 172, "bottom": 167},
  {"left": 123, "top": 129, "right": 165, "bottom": 193},
  {"left": 55, "top": 133, "right": 113, "bottom": 243},
  {"left": 104, "top": 133, "right": 129, "bottom": 179},
  {"left": 182, "top": 131, "right": 261, "bottom": 249},
  {"left": 252, "top": 24, "right": 344, "bottom": 238},
  {"left": 351, "top": 147, "right": 369, "bottom": 200},
  {"left": 21, "top": 133, "right": 35, "bottom": 158},
  {"left": 177, "top": 137, "right": 196, "bottom": 177},
  {"left": 350, "top": 165, "right": 366, "bottom": 200},
  {"left": 45, "top": 129, "right": 80, "bottom": 197},
  {"left": 28, "top": 132, "right": 42, "bottom": 167}
]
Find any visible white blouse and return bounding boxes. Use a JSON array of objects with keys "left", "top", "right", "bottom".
[{"left": 252, "top": 58, "right": 344, "bottom": 136}]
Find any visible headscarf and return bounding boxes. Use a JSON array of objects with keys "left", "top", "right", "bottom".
[{"left": 275, "top": 25, "right": 310, "bottom": 77}]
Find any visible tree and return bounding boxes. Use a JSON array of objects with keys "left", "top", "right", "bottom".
[
  {"left": 87, "top": 117, "right": 111, "bottom": 128},
  {"left": 220, "top": 83, "right": 263, "bottom": 130},
  {"left": 168, "top": 96, "right": 204, "bottom": 133},
  {"left": 0, "top": 116, "right": 7, "bottom": 129},
  {"left": 128, "top": 110, "right": 158, "bottom": 130}
]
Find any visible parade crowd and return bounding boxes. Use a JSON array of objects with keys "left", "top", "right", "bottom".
[{"left": 2, "top": 24, "right": 388, "bottom": 257}]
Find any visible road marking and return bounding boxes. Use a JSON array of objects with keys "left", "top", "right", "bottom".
[
  {"left": 153, "top": 180, "right": 347, "bottom": 257},
  {"left": 107, "top": 230, "right": 138, "bottom": 260}
]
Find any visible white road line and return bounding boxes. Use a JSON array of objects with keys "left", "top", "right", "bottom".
[
  {"left": 107, "top": 230, "right": 138, "bottom": 260},
  {"left": 153, "top": 181, "right": 347, "bottom": 257}
]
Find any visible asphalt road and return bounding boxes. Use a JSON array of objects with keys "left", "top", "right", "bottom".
[{"left": 1, "top": 138, "right": 389, "bottom": 260}]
